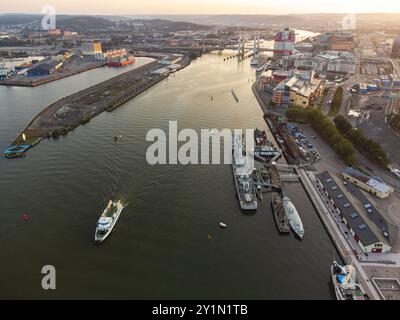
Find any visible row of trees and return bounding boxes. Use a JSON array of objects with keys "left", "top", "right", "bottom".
[
  {"left": 286, "top": 107, "right": 357, "bottom": 166},
  {"left": 329, "top": 86, "right": 344, "bottom": 116},
  {"left": 389, "top": 114, "right": 400, "bottom": 133},
  {"left": 334, "top": 115, "right": 390, "bottom": 168}
]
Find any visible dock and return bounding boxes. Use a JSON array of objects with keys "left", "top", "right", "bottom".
[
  {"left": 0, "top": 61, "right": 106, "bottom": 87},
  {"left": 296, "top": 168, "right": 381, "bottom": 300},
  {"left": 7, "top": 56, "right": 192, "bottom": 155}
]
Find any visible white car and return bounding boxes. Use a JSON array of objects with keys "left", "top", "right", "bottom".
[{"left": 391, "top": 168, "right": 400, "bottom": 179}]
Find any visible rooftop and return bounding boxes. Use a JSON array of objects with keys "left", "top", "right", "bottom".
[
  {"left": 343, "top": 167, "right": 393, "bottom": 195},
  {"left": 318, "top": 171, "right": 384, "bottom": 247}
]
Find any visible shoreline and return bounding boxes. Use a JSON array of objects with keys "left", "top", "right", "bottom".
[{"left": 0, "top": 62, "right": 107, "bottom": 87}]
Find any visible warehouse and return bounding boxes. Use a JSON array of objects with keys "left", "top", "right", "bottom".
[
  {"left": 318, "top": 171, "right": 391, "bottom": 254},
  {"left": 343, "top": 167, "right": 393, "bottom": 199},
  {"left": 27, "top": 60, "right": 63, "bottom": 77}
]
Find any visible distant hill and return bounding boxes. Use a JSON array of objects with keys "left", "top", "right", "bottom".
[
  {"left": 125, "top": 13, "right": 400, "bottom": 28},
  {"left": 0, "top": 14, "right": 114, "bottom": 30},
  {"left": 128, "top": 19, "right": 210, "bottom": 31},
  {"left": 0, "top": 14, "right": 41, "bottom": 26},
  {"left": 56, "top": 16, "right": 114, "bottom": 30},
  {"left": 0, "top": 14, "right": 208, "bottom": 32}
]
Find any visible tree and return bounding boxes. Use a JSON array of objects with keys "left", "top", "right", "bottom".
[
  {"left": 334, "top": 115, "right": 353, "bottom": 136},
  {"left": 329, "top": 87, "right": 344, "bottom": 116}
]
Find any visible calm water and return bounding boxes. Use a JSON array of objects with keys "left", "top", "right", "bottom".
[{"left": 0, "top": 54, "right": 335, "bottom": 299}]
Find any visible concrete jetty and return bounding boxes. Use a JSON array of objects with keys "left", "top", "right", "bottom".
[{"left": 9, "top": 56, "right": 191, "bottom": 153}]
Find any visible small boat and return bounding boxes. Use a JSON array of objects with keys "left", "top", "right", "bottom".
[
  {"left": 4, "top": 145, "right": 31, "bottom": 159},
  {"left": 219, "top": 222, "right": 227, "bottom": 228},
  {"left": 231, "top": 90, "right": 239, "bottom": 103},
  {"left": 331, "top": 261, "right": 369, "bottom": 300},
  {"left": 95, "top": 200, "right": 124, "bottom": 244}
]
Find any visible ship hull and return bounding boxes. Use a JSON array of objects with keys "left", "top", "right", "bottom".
[
  {"left": 282, "top": 197, "right": 304, "bottom": 239},
  {"left": 271, "top": 193, "right": 290, "bottom": 234},
  {"left": 107, "top": 57, "right": 135, "bottom": 67},
  {"left": 232, "top": 163, "right": 258, "bottom": 211}
]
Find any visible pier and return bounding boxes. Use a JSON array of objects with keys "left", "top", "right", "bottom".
[
  {"left": 296, "top": 168, "right": 381, "bottom": 300},
  {"left": 8, "top": 56, "right": 191, "bottom": 154}
]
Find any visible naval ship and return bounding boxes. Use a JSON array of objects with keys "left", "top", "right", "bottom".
[
  {"left": 282, "top": 196, "right": 304, "bottom": 239},
  {"left": 331, "top": 261, "right": 369, "bottom": 300},
  {"left": 232, "top": 133, "right": 258, "bottom": 211}
]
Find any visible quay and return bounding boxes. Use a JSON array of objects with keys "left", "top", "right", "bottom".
[
  {"left": 251, "top": 78, "right": 384, "bottom": 300},
  {"left": 296, "top": 168, "right": 381, "bottom": 300},
  {"left": 7, "top": 55, "right": 191, "bottom": 155},
  {"left": 0, "top": 61, "right": 106, "bottom": 87}
]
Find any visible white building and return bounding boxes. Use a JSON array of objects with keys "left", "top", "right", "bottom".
[{"left": 343, "top": 167, "right": 393, "bottom": 199}]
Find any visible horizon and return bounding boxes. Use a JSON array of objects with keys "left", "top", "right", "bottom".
[
  {"left": 3, "top": 12, "right": 400, "bottom": 16},
  {"left": 2, "top": 0, "right": 400, "bottom": 15}
]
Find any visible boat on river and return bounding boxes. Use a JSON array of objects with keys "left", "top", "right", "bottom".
[{"left": 95, "top": 200, "right": 124, "bottom": 244}]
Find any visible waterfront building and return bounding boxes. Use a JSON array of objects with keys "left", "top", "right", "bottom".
[
  {"left": 318, "top": 171, "right": 392, "bottom": 254},
  {"left": 27, "top": 60, "right": 63, "bottom": 77},
  {"left": 286, "top": 73, "right": 323, "bottom": 108},
  {"left": 342, "top": 167, "right": 393, "bottom": 199},
  {"left": 272, "top": 80, "right": 288, "bottom": 106},
  {"left": 160, "top": 54, "right": 183, "bottom": 65},
  {"left": 273, "top": 28, "right": 295, "bottom": 58}
]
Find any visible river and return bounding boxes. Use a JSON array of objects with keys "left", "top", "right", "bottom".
[{"left": 0, "top": 53, "right": 336, "bottom": 299}]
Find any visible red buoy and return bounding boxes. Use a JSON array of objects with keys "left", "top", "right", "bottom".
[{"left": 22, "top": 214, "right": 30, "bottom": 222}]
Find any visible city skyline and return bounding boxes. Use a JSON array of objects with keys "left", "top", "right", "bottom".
[{"left": 1, "top": 0, "right": 400, "bottom": 15}]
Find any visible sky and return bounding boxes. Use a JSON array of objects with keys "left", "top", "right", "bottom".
[{"left": 1, "top": 0, "right": 400, "bottom": 15}]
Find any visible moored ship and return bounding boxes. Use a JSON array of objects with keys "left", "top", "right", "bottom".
[
  {"left": 282, "top": 196, "right": 304, "bottom": 239},
  {"left": 331, "top": 261, "right": 369, "bottom": 300},
  {"left": 232, "top": 133, "right": 258, "bottom": 211},
  {"left": 106, "top": 48, "right": 135, "bottom": 67},
  {"left": 271, "top": 192, "right": 290, "bottom": 234}
]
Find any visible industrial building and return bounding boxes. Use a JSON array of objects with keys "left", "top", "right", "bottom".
[
  {"left": 318, "top": 171, "right": 392, "bottom": 254},
  {"left": 342, "top": 167, "right": 393, "bottom": 199},
  {"left": 81, "top": 41, "right": 104, "bottom": 61},
  {"left": 27, "top": 60, "right": 63, "bottom": 77},
  {"left": 294, "top": 51, "right": 356, "bottom": 75},
  {"left": 160, "top": 54, "right": 183, "bottom": 65}
]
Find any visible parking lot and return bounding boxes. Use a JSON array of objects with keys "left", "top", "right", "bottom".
[{"left": 286, "top": 123, "right": 321, "bottom": 164}]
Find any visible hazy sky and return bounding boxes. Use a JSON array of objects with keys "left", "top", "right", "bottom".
[{"left": 2, "top": 0, "right": 400, "bottom": 15}]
